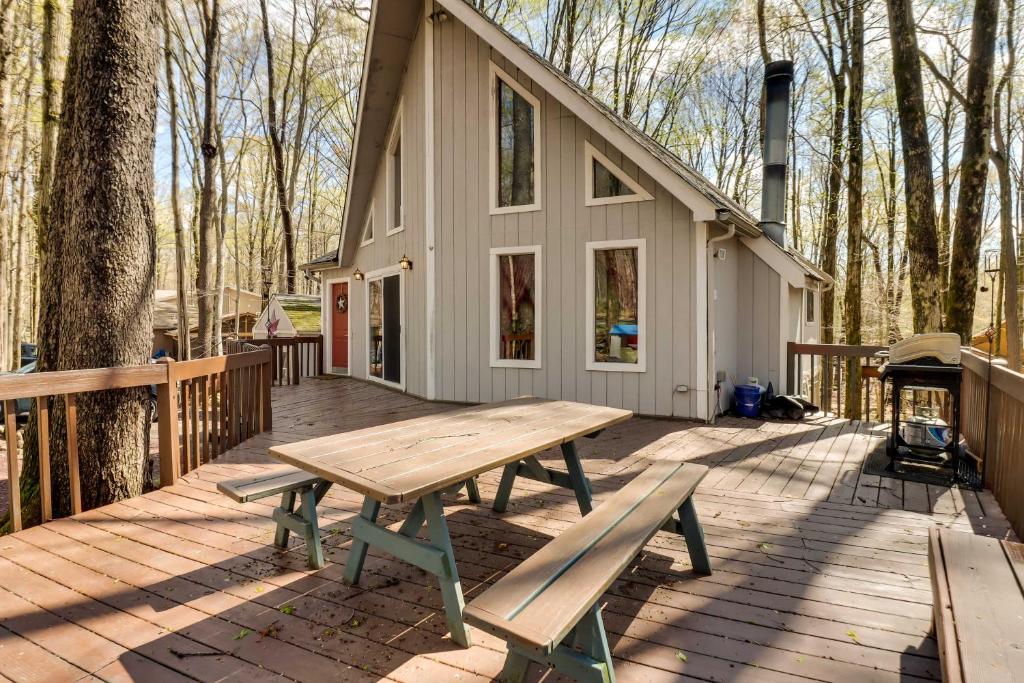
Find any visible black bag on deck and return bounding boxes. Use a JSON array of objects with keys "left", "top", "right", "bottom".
[{"left": 761, "top": 395, "right": 818, "bottom": 420}]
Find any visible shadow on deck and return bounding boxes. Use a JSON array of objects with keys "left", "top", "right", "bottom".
[{"left": 0, "top": 377, "right": 1015, "bottom": 682}]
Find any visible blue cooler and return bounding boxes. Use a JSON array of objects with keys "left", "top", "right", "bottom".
[{"left": 734, "top": 383, "right": 764, "bottom": 418}]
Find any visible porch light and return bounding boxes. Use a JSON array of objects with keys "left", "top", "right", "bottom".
[
  {"left": 399, "top": 255, "right": 413, "bottom": 270},
  {"left": 353, "top": 269, "right": 364, "bottom": 281}
]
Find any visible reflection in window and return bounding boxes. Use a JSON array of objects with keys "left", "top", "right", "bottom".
[
  {"left": 496, "top": 78, "right": 535, "bottom": 207},
  {"left": 368, "top": 280, "right": 383, "bottom": 378},
  {"left": 391, "top": 137, "right": 402, "bottom": 228},
  {"left": 593, "top": 157, "right": 633, "bottom": 199},
  {"left": 498, "top": 253, "right": 536, "bottom": 361},
  {"left": 593, "top": 247, "right": 639, "bottom": 364}
]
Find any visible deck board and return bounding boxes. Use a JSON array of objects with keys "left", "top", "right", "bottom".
[{"left": 0, "top": 377, "right": 1016, "bottom": 682}]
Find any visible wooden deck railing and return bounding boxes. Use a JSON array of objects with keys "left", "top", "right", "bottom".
[
  {"left": 1, "top": 349, "right": 272, "bottom": 532},
  {"left": 960, "top": 349, "right": 1024, "bottom": 539},
  {"left": 225, "top": 335, "right": 323, "bottom": 386},
  {"left": 786, "top": 342, "right": 887, "bottom": 419}
]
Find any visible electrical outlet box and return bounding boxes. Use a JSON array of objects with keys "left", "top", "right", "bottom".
[
  {"left": 715, "top": 370, "right": 727, "bottom": 383},
  {"left": 674, "top": 385, "right": 689, "bottom": 393},
  {"left": 716, "top": 247, "right": 727, "bottom": 260}
]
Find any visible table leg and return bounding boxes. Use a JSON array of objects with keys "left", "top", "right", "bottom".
[
  {"left": 492, "top": 462, "right": 519, "bottom": 513},
  {"left": 423, "top": 491, "right": 471, "bottom": 647},
  {"left": 561, "top": 441, "right": 594, "bottom": 516},
  {"left": 274, "top": 490, "right": 297, "bottom": 549},
  {"left": 343, "top": 496, "right": 381, "bottom": 585},
  {"left": 464, "top": 476, "right": 482, "bottom": 504},
  {"left": 678, "top": 497, "right": 712, "bottom": 575}
]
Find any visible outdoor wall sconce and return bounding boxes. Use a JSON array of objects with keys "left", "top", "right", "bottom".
[
  {"left": 353, "top": 269, "right": 364, "bottom": 281},
  {"left": 399, "top": 255, "right": 413, "bottom": 270}
]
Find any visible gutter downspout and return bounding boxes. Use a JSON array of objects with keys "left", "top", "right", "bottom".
[{"left": 706, "top": 214, "right": 736, "bottom": 424}]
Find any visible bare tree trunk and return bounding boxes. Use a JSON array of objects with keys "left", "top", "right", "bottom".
[
  {"left": 945, "top": 0, "right": 1000, "bottom": 339},
  {"left": 820, "top": 86, "right": 844, "bottom": 345},
  {"left": 37, "top": 0, "right": 65, "bottom": 293},
  {"left": 161, "top": 0, "right": 189, "bottom": 360},
  {"left": 992, "top": 0, "right": 1021, "bottom": 369},
  {"left": 261, "top": 0, "right": 296, "bottom": 293},
  {"left": 195, "top": 0, "right": 219, "bottom": 357},
  {"left": 885, "top": 0, "right": 943, "bottom": 332},
  {"left": 844, "top": 0, "right": 864, "bottom": 418},
  {"left": 15, "top": 0, "right": 159, "bottom": 525}
]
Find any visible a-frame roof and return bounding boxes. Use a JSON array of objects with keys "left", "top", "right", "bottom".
[{"left": 337, "top": 0, "right": 764, "bottom": 267}]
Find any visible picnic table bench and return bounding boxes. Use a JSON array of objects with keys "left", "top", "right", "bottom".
[
  {"left": 465, "top": 459, "right": 710, "bottom": 683},
  {"left": 264, "top": 397, "right": 632, "bottom": 647},
  {"left": 929, "top": 527, "right": 1024, "bottom": 682}
]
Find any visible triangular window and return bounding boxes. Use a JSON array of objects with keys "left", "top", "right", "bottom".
[
  {"left": 361, "top": 209, "right": 374, "bottom": 246},
  {"left": 585, "top": 141, "right": 654, "bottom": 206}
]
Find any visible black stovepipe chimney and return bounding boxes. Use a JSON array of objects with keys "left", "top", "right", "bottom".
[{"left": 759, "top": 60, "right": 794, "bottom": 247}]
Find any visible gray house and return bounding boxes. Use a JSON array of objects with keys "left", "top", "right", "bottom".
[{"left": 314, "top": 0, "right": 831, "bottom": 421}]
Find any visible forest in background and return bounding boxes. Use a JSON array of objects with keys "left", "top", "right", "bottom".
[{"left": 0, "top": 0, "right": 1018, "bottom": 366}]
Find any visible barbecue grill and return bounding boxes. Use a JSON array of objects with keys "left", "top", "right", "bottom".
[{"left": 878, "top": 334, "right": 969, "bottom": 481}]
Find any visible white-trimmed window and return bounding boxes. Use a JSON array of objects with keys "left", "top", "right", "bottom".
[
  {"left": 805, "top": 289, "right": 816, "bottom": 324},
  {"left": 386, "top": 101, "right": 404, "bottom": 234},
  {"left": 584, "top": 141, "right": 654, "bottom": 206},
  {"left": 489, "top": 63, "right": 541, "bottom": 215},
  {"left": 586, "top": 239, "right": 646, "bottom": 372},
  {"left": 490, "top": 245, "right": 542, "bottom": 369},
  {"left": 360, "top": 206, "right": 375, "bottom": 246}
]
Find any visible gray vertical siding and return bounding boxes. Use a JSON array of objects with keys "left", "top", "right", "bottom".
[
  {"left": 320, "top": 15, "right": 429, "bottom": 397},
  {"left": 732, "top": 241, "right": 783, "bottom": 391},
  {"left": 430, "top": 15, "right": 705, "bottom": 418}
]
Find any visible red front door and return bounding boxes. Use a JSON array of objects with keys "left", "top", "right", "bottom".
[{"left": 331, "top": 282, "right": 349, "bottom": 372}]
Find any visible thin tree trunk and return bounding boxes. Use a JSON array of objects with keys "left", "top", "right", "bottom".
[
  {"left": 161, "top": 0, "right": 190, "bottom": 360},
  {"left": 260, "top": 0, "right": 297, "bottom": 293},
  {"left": 195, "top": 0, "right": 219, "bottom": 357},
  {"left": 992, "top": 0, "right": 1020, "bottom": 369},
  {"left": 844, "top": 0, "right": 864, "bottom": 419},
  {"left": 945, "top": 0, "right": 1000, "bottom": 339},
  {"left": 885, "top": 0, "right": 943, "bottom": 332}
]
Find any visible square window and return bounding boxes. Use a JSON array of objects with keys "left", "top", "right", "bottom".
[
  {"left": 586, "top": 240, "right": 646, "bottom": 372},
  {"left": 490, "top": 246, "right": 541, "bottom": 368}
]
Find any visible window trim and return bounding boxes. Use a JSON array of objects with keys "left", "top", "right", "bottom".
[
  {"left": 585, "top": 238, "right": 647, "bottom": 373},
  {"left": 386, "top": 99, "right": 405, "bottom": 235},
  {"left": 363, "top": 264, "right": 406, "bottom": 391},
  {"left": 584, "top": 140, "right": 654, "bottom": 207},
  {"left": 489, "top": 245, "right": 542, "bottom": 369},
  {"left": 489, "top": 62, "right": 542, "bottom": 216},
  {"left": 805, "top": 288, "right": 816, "bottom": 324},
  {"left": 360, "top": 205, "right": 375, "bottom": 247}
]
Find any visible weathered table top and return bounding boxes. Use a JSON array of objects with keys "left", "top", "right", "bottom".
[{"left": 269, "top": 397, "right": 632, "bottom": 504}]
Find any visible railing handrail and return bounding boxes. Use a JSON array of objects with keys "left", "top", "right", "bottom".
[
  {"left": 961, "top": 348, "right": 1024, "bottom": 403},
  {"left": 0, "top": 365, "right": 167, "bottom": 401},
  {"left": 787, "top": 342, "right": 888, "bottom": 358},
  {"left": 2, "top": 349, "right": 274, "bottom": 533}
]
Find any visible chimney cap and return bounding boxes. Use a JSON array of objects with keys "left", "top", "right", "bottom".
[{"left": 765, "top": 60, "right": 794, "bottom": 81}]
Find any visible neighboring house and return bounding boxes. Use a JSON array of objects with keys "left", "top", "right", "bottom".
[
  {"left": 312, "top": 0, "right": 832, "bottom": 420},
  {"left": 254, "top": 294, "right": 322, "bottom": 339},
  {"left": 152, "top": 287, "right": 263, "bottom": 357}
]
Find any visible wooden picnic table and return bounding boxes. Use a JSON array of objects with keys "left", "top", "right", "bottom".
[{"left": 269, "top": 397, "right": 632, "bottom": 647}]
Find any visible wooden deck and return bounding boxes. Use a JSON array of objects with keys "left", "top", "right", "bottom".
[{"left": 0, "top": 377, "right": 1016, "bottom": 682}]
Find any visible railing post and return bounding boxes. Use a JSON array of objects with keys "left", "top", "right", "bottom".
[
  {"left": 786, "top": 342, "right": 796, "bottom": 397},
  {"left": 291, "top": 340, "right": 300, "bottom": 385},
  {"left": 317, "top": 334, "right": 324, "bottom": 376},
  {"left": 261, "top": 350, "right": 273, "bottom": 432},
  {"left": 156, "top": 358, "right": 180, "bottom": 487}
]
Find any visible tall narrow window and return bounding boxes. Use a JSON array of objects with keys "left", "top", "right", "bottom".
[
  {"left": 490, "top": 246, "right": 541, "bottom": 368},
  {"left": 806, "top": 290, "right": 816, "bottom": 323},
  {"left": 490, "top": 63, "right": 541, "bottom": 214},
  {"left": 387, "top": 102, "right": 404, "bottom": 234},
  {"left": 587, "top": 240, "right": 646, "bottom": 372},
  {"left": 368, "top": 280, "right": 383, "bottom": 378},
  {"left": 584, "top": 141, "right": 653, "bottom": 206}
]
